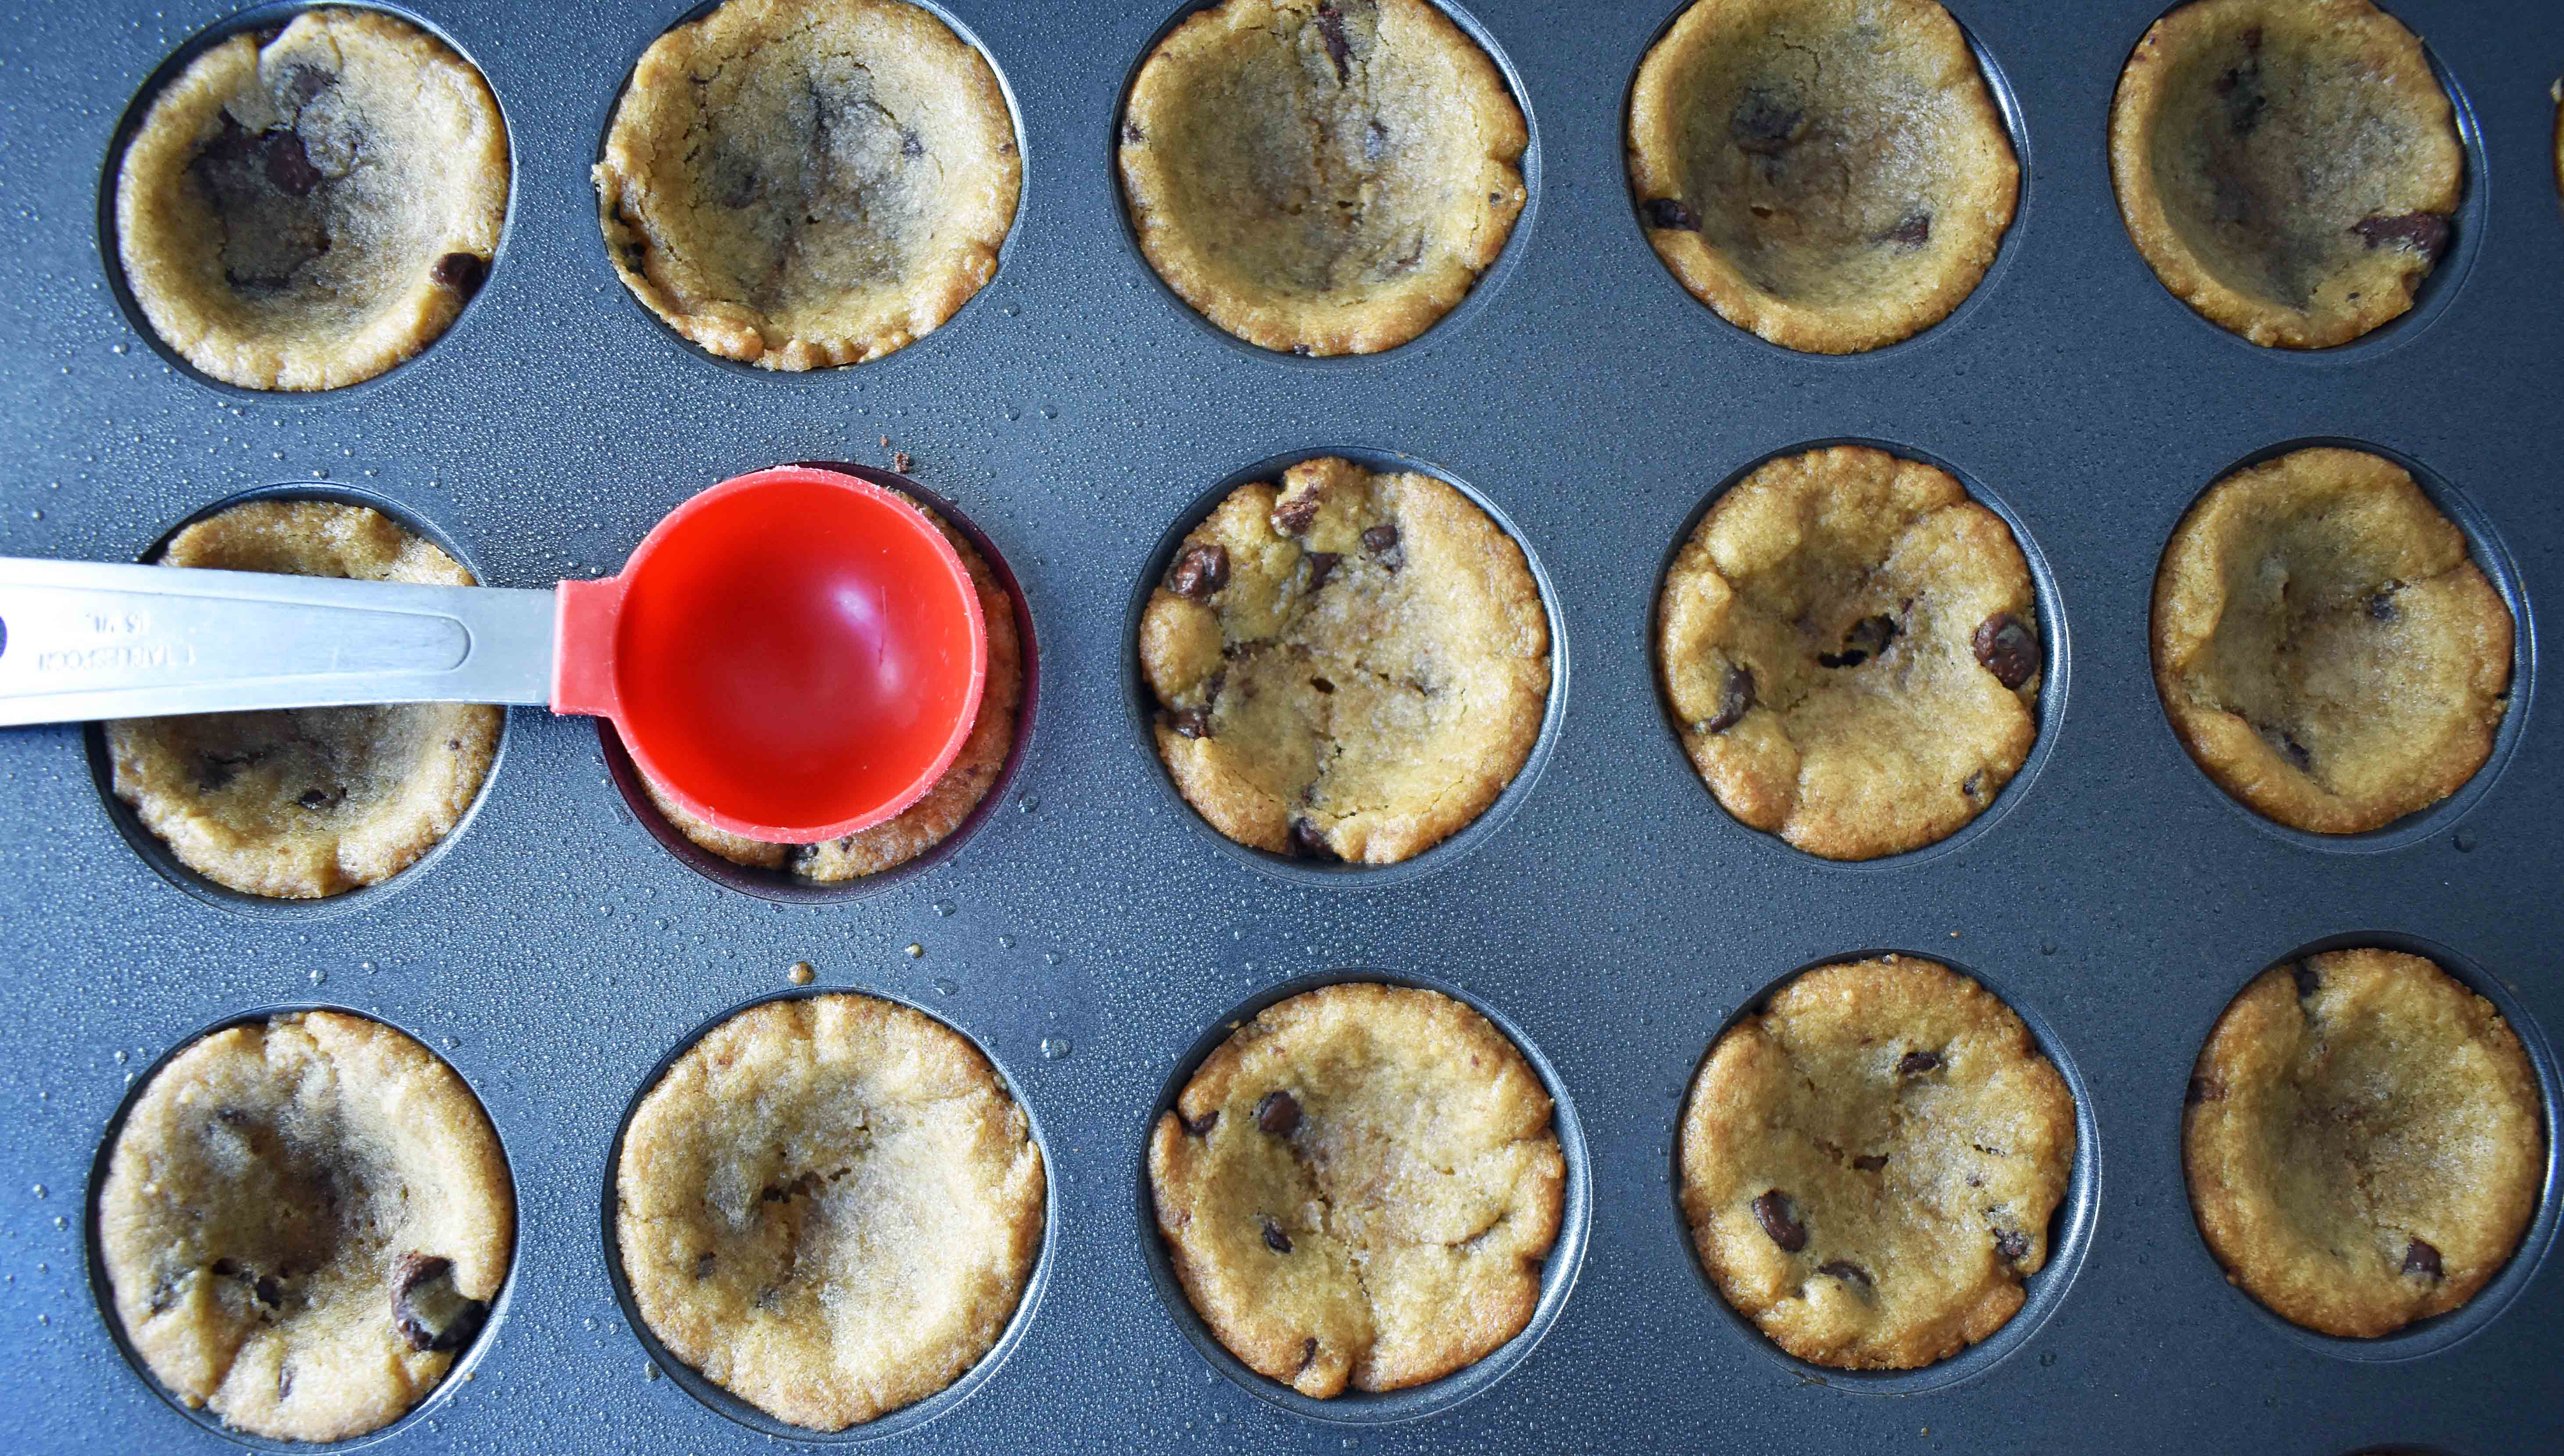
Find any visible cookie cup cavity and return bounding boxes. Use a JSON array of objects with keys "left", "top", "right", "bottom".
[
  {"left": 1137, "top": 970, "right": 1590, "bottom": 1423},
  {"left": 82, "top": 482, "right": 508, "bottom": 919}
]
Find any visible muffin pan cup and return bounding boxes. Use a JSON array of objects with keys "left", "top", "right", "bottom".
[{"left": 5, "top": 0, "right": 2564, "bottom": 1452}]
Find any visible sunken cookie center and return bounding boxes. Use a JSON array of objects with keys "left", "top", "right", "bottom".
[
  {"left": 685, "top": 56, "right": 927, "bottom": 310},
  {"left": 1678, "top": 71, "right": 1953, "bottom": 304}
]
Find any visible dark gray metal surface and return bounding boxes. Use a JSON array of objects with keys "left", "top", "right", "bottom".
[{"left": 0, "top": 0, "right": 2557, "bottom": 1450}]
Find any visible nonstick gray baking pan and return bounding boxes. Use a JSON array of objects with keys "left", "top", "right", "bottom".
[{"left": 1, "top": 0, "right": 2559, "bottom": 1451}]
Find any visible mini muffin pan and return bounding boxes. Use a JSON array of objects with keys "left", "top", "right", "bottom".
[{"left": 4, "top": 0, "right": 2560, "bottom": 1452}]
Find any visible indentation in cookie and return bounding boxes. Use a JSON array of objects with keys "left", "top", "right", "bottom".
[
  {"left": 2111, "top": 0, "right": 2463, "bottom": 348},
  {"left": 1628, "top": 0, "right": 2018, "bottom": 353}
]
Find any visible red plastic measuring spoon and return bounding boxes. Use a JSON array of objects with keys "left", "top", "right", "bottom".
[{"left": 0, "top": 465, "right": 987, "bottom": 842}]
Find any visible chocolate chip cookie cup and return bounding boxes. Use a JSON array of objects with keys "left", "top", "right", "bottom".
[
  {"left": 1625, "top": 0, "right": 2024, "bottom": 355},
  {"left": 2179, "top": 933, "right": 2560, "bottom": 1360},
  {"left": 1138, "top": 970, "right": 1591, "bottom": 1423},
  {"left": 1653, "top": 440, "right": 2067, "bottom": 867},
  {"left": 1128, "top": 448, "right": 1567, "bottom": 887},
  {"left": 594, "top": 0, "right": 1023, "bottom": 373},
  {"left": 604, "top": 988, "right": 1051, "bottom": 1441},
  {"left": 1113, "top": 0, "right": 1539, "bottom": 364},
  {"left": 87, "top": 1004, "right": 517, "bottom": 1447},
  {"left": 104, "top": 4, "right": 510, "bottom": 393},
  {"left": 2109, "top": 0, "right": 2483, "bottom": 353},
  {"left": 1675, "top": 954, "right": 2098, "bottom": 1392},
  {"left": 2149, "top": 441, "right": 2529, "bottom": 853},
  {"left": 601, "top": 468, "right": 1037, "bottom": 904},
  {"left": 81, "top": 482, "right": 509, "bottom": 920}
]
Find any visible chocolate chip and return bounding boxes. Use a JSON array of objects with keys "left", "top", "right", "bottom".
[
  {"left": 1291, "top": 343, "right": 1313, "bottom": 357},
  {"left": 1751, "top": 1190, "right": 1806, "bottom": 1252},
  {"left": 1287, "top": 817, "right": 1338, "bottom": 862},
  {"left": 1304, "top": 551, "right": 1341, "bottom": 588},
  {"left": 1643, "top": 197, "right": 1701, "bottom": 231},
  {"left": 1972, "top": 613, "right": 2038, "bottom": 689},
  {"left": 1121, "top": 122, "right": 1144, "bottom": 144},
  {"left": 1730, "top": 91, "right": 1806, "bottom": 156},
  {"left": 262, "top": 131, "right": 323, "bottom": 196},
  {"left": 1852, "top": 1153, "right": 1888, "bottom": 1172},
  {"left": 1818, "top": 614, "right": 1900, "bottom": 669},
  {"left": 1706, "top": 664, "right": 1755, "bottom": 734},
  {"left": 2352, "top": 212, "right": 2452, "bottom": 265},
  {"left": 1993, "top": 1228, "right": 2032, "bottom": 1265},
  {"left": 1897, "top": 1050, "right": 1943, "bottom": 1077},
  {"left": 1261, "top": 1218, "right": 1294, "bottom": 1253},
  {"left": 1183, "top": 1108, "right": 1219, "bottom": 1136},
  {"left": 1961, "top": 770, "right": 1986, "bottom": 802},
  {"left": 253, "top": 1273, "right": 283, "bottom": 1306},
  {"left": 2275, "top": 730, "right": 2313, "bottom": 772},
  {"left": 900, "top": 130, "right": 923, "bottom": 158},
  {"left": 2186, "top": 1075, "right": 2226, "bottom": 1104},
  {"left": 2292, "top": 961, "right": 2321, "bottom": 1000},
  {"left": 1167, "top": 705, "right": 1212, "bottom": 739},
  {"left": 295, "top": 785, "right": 343, "bottom": 811},
  {"left": 1309, "top": 676, "right": 1335, "bottom": 694},
  {"left": 1297, "top": 1336, "right": 1319, "bottom": 1370},
  {"left": 1364, "top": 118, "right": 1388, "bottom": 162},
  {"left": 2242, "top": 24, "right": 2263, "bottom": 52},
  {"left": 1883, "top": 212, "right": 1931, "bottom": 247},
  {"left": 1313, "top": 4, "right": 1352, "bottom": 82},
  {"left": 693, "top": 1252, "right": 717, "bottom": 1278},
  {"left": 279, "top": 64, "right": 334, "bottom": 105},
  {"left": 1817, "top": 1260, "right": 1871, "bottom": 1287},
  {"left": 1167, "top": 543, "right": 1230, "bottom": 600},
  {"left": 1255, "top": 1089, "right": 1302, "bottom": 1136},
  {"left": 430, "top": 251, "right": 487, "bottom": 294},
  {"left": 390, "top": 1252, "right": 487, "bottom": 1352},
  {"left": 212, "top": 1258, "right": 240, "bottom": 1277},
  {"left": 2367, "top": 589, "right": 2400, "bottom": 622},
  {"left": 2402, "top": 1238, "right": 2442, "bottom": 1279},
  {"left": 1360, "top": 523, "right": 1399, "bottom": 556},
  {"left": 1272, "top": 495, "right": 1321, "bottom": 535}
]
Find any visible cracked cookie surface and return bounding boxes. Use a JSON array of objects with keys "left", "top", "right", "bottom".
[
  {"left": 2185, "top": 949, "right": 2543, "bottom": 1338},
  {"left": 1149, "top": 983, "right": 1564, "bottom": 1396},
  {"left": 617, "top": 993, "right": 1044, "bottom": 1430},
  {"left": 115, "top": 9, "right": 508, "bottom": 390},
  {"left": 641, "top": 500, "right": 1021, "bottom": 881},
  {"left": 2152, "top": 446, "right": 2510, "bottom": 835},
  {"left": 104, "top": 500, "right": 503, "bottom": 899},
  {"left": 1657, "top": 445, "right": 2039, "bottom": 860},
  {"left": 596, "top": 0, "right": 1019, "bottom": 369},
  {"left": 2110, "top": 0, "right": 2462, "bottom": 349},
  {"left": 1118, "top": 0, "right": 1527, "bottom": 355},
  {"left": 1139, "top": 457, "right": 1548, "bottom": 865},
  {"left": 1627, "top": 0, "right": 2017, "bottom": 354},
  {"left": 99, "top": 1011, "right": 512, "bottom": 1443},
  {"left": 1681, "top": 955, "right": 2075, "bottom": 1370}
]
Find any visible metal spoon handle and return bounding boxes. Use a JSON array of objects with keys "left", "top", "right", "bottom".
[{"left": 0, "top": 557, "right": 556, "bottom": 726}]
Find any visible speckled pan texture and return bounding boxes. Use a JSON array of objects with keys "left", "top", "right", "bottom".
[{"left": 6, "top": 2, "right": 2563, "bottom": 1454}]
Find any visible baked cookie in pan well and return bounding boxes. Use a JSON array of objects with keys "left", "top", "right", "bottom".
[
  {"left": 2151, "top": 446, "right": 2510, "bottom": 835},
  {"left": 1118, "top": 0, "right": 1529, "bottom": 356},
  {"left": 1627, "top": 0, "right": 2019, "bottom": 354},
  {"left": 98, "top": 1011, "right": 514, "bottom": 1442},
  {"left": 104, "top": 500, "right": 503, "bottom": 900},
  {"left": 1656, "top": 445, "right": 2041, "bottom": 861},
  {"left": 596, "top": 0, "right": 1020, "bottom": 369},
  {"left": 1680, "top": 955, "right": 2076, "bottom": 1370},
  {"left": 616, "top": 993, "right": 1045, "bottom": 1430},
  {"left": 114, "top": 8, "right": 508, "bottom": 390},
  {"left": 2110, "top": 0, "right": 2463, "bottom": 349},
  {"left": 1148, "top": 983, "right": 1564, "bottom": 1395},
  {"left": 641, "top": 500, "right": 1022, "bottom": 881},
  {"left": 1139, "top": 456, "right": 1549, "bottom": 865},
  {"left": 2185, "top": 949, "right": 2544, "bottom": 1338}
]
